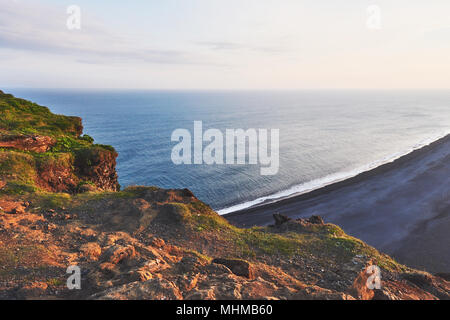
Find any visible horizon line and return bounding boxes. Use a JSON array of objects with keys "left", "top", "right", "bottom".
[{"left": 3, "top": 87, "right": 450, "bottom": 92}]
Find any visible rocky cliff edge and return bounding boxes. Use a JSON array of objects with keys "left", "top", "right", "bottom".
[{"left": 0, "top": 91, "right": 448, "bottom": 300}]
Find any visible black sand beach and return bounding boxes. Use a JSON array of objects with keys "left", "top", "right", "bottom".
[{"left": 225, "top": 134, "right": 450, "bottom": 273}]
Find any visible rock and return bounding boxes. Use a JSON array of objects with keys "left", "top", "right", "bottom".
[
  {"left": 74, "top": 147, "right": 119, "bottom": 192},
  {"left": 295, "top": 286, "right": 355, "bottom": 300},
  {"left": 98, "top": 233, "right": 123, "bottom": 246},
  {"left": 150, "top": 237, "right": 165, "bottom": 248},
  {"left": 204, "top": 262, "right": 233, "bottom": 275},
  {"left": 273, "top": 213, "right": 291, "bottom": 226},
  {"left": 91, "top": 278, "right": 183, "bottom": 300},
  {"left": 80, "top": 242, "right": 102, "bottom": 261},
  {"left": 402, "top": 272, "right": 433, "bottom": 287},
  {"left": 177, "top": 256, "right": 202, "bottom": 273},
  {"left": 0, "top": 134, "right": 56, "bottom": 153},
  {"left": 372, "top": 280, "right": 439, "bottom": 300},
  {"left": 128, "top": 267, "right": 153, "bottom": 282},
  {"left": 185, "top": 288, "right": 216, "bottom": 300},
  {"left": 99, "top": 262, "right": 118, "bottom": 275},
  {"left": 402, "top": 271, "right": 450, "bottom": 300},
  {"left": 10, "top": 205, "right": 26, "bottom": 215},
  {"left": 17, "top": 282, "right": 49, "bottom": 298},
  {"left": 435, "top": 273, "right": 450, "bottom": 281},
  {"left": 45, "top": 223, "right": 57, "bottom": 231},
  {"left": 349, "top": 266, "right": 375, "bottom": 300},
  {"left": 181, "top": 188, "right": 195, "bottom": 198},
  {"left": 372, "top": 288, "right": 395, "bottom": 300},
  {"left": 206, "top": 275, "right": 243, "bottom": 299},
  {"left": 102, "top": 245, "right": 137, "bottom": 265},
  {"left": 307, "top": 215, "right": 325, "bottom": 225},
  {"left": 212, "top": 258, "right": 254, "bottom": 279},
  {"left": 77, "top": 183, "right": 98, "bottom": 193},
  {"left": 177, "top": 273, "right": 200, "bottom": 291}
]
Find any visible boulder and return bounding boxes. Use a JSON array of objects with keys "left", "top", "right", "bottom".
[
  {"left": 102, "top": 245, "right": 136, "bottom": 265},
  {"left": 80, "top": 242, "right": 102, "bottom": 261},
  {"left": 307, "top": 215, "right": 325, "bottom": 225},
  {"left": 273, "top": 213, "right": 291, "bottom": 226},
  {"left": 212, "top": 258, "right": 254, "bottom": 279}
]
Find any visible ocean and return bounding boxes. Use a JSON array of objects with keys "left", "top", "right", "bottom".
[{"left": 7, "top": 89, "right": 450, "bottom": 214}]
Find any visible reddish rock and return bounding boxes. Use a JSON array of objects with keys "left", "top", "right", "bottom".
[
  {"left": 35, "top": 146, "right": 120, "bottom": 193},
  {"left": 17, "top": 282, "right": 49, "bottom": 298},
  {"left": 349, "top": 265, "right": 376, "bottom": 300},
  {"left": 80, "top": 242, "right": 102, "bottom": 261},
  {"left": 74, "top": 147, "right": 120, "bottom": 192},
  {"left": 307, "top": 215, "right": 325, "bottom": 225},
  {"left": 10, "top": 205, "right": 26, "bottom": 215},
  {"left": 150, "top": 237, "right": 166, "bottom": 248},
  {"left": 91, "top": 278, "right": 183, "bottom": 300},
  {"left": 77, "top": 183, "right": 98, "bottom": 193},
  {"left": 0, "top": 134, "right": 55, "bottom": 153},
  {"left": 102, "top": 245, "right": 137, "bottom": 265},
  {"left": 212, "top": 258, "right": 254, "bottom": 279}
]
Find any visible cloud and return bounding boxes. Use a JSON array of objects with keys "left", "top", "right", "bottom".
[
  {"left": 194, "top": 41, "right": 288, "bottom": 54},
  {"left": 0, "top": 0, "right": 210, "bottom": 65},
  {"left": 420, "top": 26, "right": 450, "bottom": 48}
]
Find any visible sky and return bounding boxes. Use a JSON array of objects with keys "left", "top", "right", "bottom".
[{"left": 0, "top": 0, "right": 450, "bottom": 89}]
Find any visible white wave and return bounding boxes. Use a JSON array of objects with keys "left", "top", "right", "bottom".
[{"left": 217, "top": 130, "right": 450, "bottom": 215}]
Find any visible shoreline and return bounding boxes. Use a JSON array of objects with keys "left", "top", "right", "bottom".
[
  {"left": 224, "top": 133, "right": 450, "bottom": 272},
  {"left": 218, "top": 132, "right": 450, "bottom": 215},
  {"left": 224, "top": 133, "right": 450, "bottom": 219}
]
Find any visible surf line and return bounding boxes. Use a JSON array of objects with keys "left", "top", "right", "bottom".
[{"left": 218, "top": 130, "right": 450, "bottom": 215}]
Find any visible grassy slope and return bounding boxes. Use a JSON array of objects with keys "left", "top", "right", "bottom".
[{"left": 0, "top": 91, "right": 115, "bottom": 195}]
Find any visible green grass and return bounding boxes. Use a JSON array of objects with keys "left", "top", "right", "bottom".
[
  {"left": 0, "top": 92, "right": 118, "bottom": 195},
  {"left": 0, "top": 150, "right": 37, "bottom": 195},
  {"left": 51, "top": 136, "right": 91, "bottom": 153},
  {"left": 184, "top": 249, "right": 212, "bottom": 263},
  {"left": 0, "top": 91, "right": 82, "bottom": 137},
  {"left": 47, "top": 278, "right": 65, "bottom": 287},
  {"left": 27, "top": 192, "right": 72, "bottom": 210},
  {"left": 182, "top": 201, "right": 407, "bottom": 271}
]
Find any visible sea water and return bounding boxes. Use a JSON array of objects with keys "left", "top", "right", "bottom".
[{"left": 8, "top": 89, "right": 450, "bottom": 213}]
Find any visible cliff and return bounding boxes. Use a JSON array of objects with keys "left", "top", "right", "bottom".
[
  {"left": 0, "top": 91, "right": 448, "bottom": 300},
  {"left": 0, "top": 90, "right": 119, "bottom": 194}
]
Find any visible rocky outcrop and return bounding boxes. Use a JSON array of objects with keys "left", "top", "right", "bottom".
[
  {"left": 33, "top": 147, "right": 120, "bottom": 193},
  {"left": 35, "top": 154, "right": 78, "bottom": 193},
  {"left": 212, "top": 258, "right": 254, "bottom": 279},
  {"left": 273, "top": 213, "right": 291, "bottom": 226},
  {"left": 1, "top": 188, "right": 448, "bottom": 300},
  {"left": 0, "top": 91, "right": 119, "bottom": 193},
  {"left": 74, "top": 147, "right": 120, "bottom": 192},
  {"left": 0, "top": 134, "right": 56, "bottom": 153}
]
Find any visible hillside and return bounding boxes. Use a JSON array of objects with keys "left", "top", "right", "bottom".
[{"left": 0, "top": 90, "right": 448, "bottom": 300}]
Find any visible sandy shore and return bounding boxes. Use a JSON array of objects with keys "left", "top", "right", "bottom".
[{"left": 225, "top": 134, "right": 450, "bottom": 273}]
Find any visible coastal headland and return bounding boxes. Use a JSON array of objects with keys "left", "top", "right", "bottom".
[{"left": 0, "top": 90, "right": 448, "bottom": 300}]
